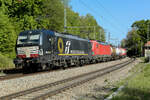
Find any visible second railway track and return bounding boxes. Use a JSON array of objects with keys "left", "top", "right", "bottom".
[{"left": 0, "top": 58, "right": 134, "bottom": 100}]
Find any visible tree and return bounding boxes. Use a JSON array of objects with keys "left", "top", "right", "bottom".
[
  {"left": 122, "top": 20, "right": 150, "bottom": 56},
  {"left": 0, "top": 2, "right": 16, "bottom": 58},
  {"left": 132, "top": 20, "right": 150, "bottom": 43},
  {"left": 42, "top": 0, "right": 64, "bottom": 31},
  {"left": 0, "top": 0, "right": 106, "bottom": 58},
  {"left": 123, "top": 29, "right": 143, "bottom": 56}
]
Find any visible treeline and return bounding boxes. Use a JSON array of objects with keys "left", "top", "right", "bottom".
[
  {"left": 0, "top": 0, "right": 105, "bottom": 58},
  {"left": 121, "top": 20, "right": 150, "bottom": 56}
]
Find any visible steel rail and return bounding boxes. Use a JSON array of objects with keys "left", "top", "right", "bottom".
[
  {"left": 0, "top": 59, "right": 134, "bottom": 100},
  {"left": 0, "top": 73, "right": 23, "bottom": 81},
  {"left": 0, "top": 59, "right": 125, "bottom": 81},
  {"left": 33, "top": 59, "right": 134, "bottom": 100}
]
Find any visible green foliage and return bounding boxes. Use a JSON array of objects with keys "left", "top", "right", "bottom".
[
  {"left": 0, "top": 53, "right": 14, "bottom": 69},
  {"left": 67, "top": 13, "right": 105, "bottom": 41},
  {"left": 124, "top": 29, "right": 142, "bottom": 56},
  {"left": 122, "top": 20, "right": 150, "bottom": 56},
  {"left": 42, "top": 0, "right": 64, "bottom": 31},
  {"left": 0, "top": 0, "right": 106, "bottom": 60},
  {"left": 112, "top": 63, "right": 150, "bottom": 100},
  {"left": 132, "top": 20, "right": 150, "bottom": 43},
  {"left": 0, "top": 8, "right": 16, "bottom": 58}
]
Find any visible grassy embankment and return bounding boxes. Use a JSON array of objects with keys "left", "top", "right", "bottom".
[
  {"left": 112, "top": 58, "right": 150, "bottom": 100},
  {"left": 0, "top": 53, "right": 15, "bottom": 70}
]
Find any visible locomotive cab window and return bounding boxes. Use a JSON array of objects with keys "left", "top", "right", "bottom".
[{"left": 17, "top": 31, "right": 41, "bottom": 46}]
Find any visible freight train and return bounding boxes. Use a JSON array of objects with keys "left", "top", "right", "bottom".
[{"left": 13, "top": 30, "right": 126, "bottom": 71}]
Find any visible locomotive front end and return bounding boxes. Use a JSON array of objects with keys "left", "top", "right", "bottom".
[{"left": 14, "top": 30, "right": 43, "bottom": 69}]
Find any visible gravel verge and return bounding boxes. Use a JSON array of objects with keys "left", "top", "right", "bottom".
[
  {"left": 46, "top": 58, "right": 140, "bottom": 100},
  {"left": 0, "top": 58, "right": 130, "bottom": 97}
]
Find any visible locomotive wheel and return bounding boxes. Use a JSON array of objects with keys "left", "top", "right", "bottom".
[
  {"left": 62, "top": 62, "right": 68, "bottom": 70},
  {"left": 75, "top": 60, "right": 80, "bottom": 67},
  {"left": 79, "top": 60, "right": 84, "bottom": 66},
  {"left": 48, "top": 64, "right": 54, "bottom": 70}
]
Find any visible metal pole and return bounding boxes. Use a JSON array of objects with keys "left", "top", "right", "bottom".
[
  {"left": 147, "top": 23, "right": 149, "bottom": 41},
  {"left": 94, "top": 26, "right": 96, "bottom": 40},
  {"left": 108, "top": 32, "right": 110, "bottom": 44},
  {"left": 141, "top": 40, "right": 142, "bottom": 56},
  {"left": 147, "top": 23, "right": 149, "bottom": 61},
  {"left": 117, "top": 40, "right": 119, "bottom": 47},
  {"left": 99, "top": 29, "right": 101, "bottom": 41},
  {"left": 64, "top": 0, "right": 67, "bottom": 32}
]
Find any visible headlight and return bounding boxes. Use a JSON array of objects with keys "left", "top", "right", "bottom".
[{"left": 17, "top": 48, "right": 21, "bottom": 50}]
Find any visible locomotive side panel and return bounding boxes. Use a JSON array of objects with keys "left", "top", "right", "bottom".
[
  {"left": 99, "top": 44, "right": 111, "bottom": 56},
  {"left": 56, "top": 34, "right": 91, "bottom": 56},
  {"left": 90, "top": 40, "right": 111, "bottom": 56}
]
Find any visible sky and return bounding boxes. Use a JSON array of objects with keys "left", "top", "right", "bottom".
[{"left": 69, "top": 0, "right": 150, "bottom": 45}]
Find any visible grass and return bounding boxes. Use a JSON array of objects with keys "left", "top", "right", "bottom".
[
  {"left": 140, "top": 57, "right": 145, "bottom": 62},
  {"left": 0, "top": 53, "right": 15, "bottom": 70},
  {"left": 112, "top": 61, "right": 150, "bottom": 100}
]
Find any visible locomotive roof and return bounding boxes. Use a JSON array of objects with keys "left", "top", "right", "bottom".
[
  {"left": 91, "top": 40, "right": 110, "bottom": 45},
  {"left": 19, "top": 30, "right": 55, "bottom": 36},
  {"left": 19, "top": 29, "right": 90, "bottom": 42},
  {"left": 55, "top": 32, "right": 90, "bottom": 42},
  {"left": 97, "top": 41, "right": 109, "bottom": 45}
]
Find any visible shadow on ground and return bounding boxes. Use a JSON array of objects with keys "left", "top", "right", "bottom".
[
  {"left": 3, "top": 68, "right": 23, "bottom": 74},
  {"left": 76, "top": 85, "right": 150, "bottom": 100},
  {"left": 76, "top": 86, "right": 113, "bottom": 100}
]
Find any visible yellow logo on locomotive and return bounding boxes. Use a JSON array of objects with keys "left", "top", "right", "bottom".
[{"left": 58, "top": 38, "right": 64, "bottom": 54}]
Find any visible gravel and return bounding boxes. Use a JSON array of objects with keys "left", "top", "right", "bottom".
[
  {"left": 46, "top": 58, "right": 140, "bottom": 100},
  {"left": 0, "top": 58, "right": 130, "bottom": 97}
]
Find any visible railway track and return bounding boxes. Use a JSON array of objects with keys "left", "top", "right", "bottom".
[
  {"left": 0, "top": 65, "right": 87, "bottom": 81},
  {"left": 0, "top": 58, "right": 126, "bottom": 81},
  {"left": 0, "top": 65, "right": 76, "bottom": 81},
  {"left": 0, "top": 73, "right": 23, "bottom": 81},
  {"left": 0, "top": 58, "right": 134, "bottom": 100},
  {"left": 0, "top": 68, "right": 23, "bottom": 81}
]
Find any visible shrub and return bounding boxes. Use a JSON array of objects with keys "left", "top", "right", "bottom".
[{"left": 0, "top": 53, "right": 14, "bottom": 69}]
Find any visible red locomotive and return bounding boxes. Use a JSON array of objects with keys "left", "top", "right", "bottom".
[
  {"left": 90, "top": 40, "right": 126, "bottom": 61},
  {"left": 90, "top": 40, "right": 112, "bottom": 56}
]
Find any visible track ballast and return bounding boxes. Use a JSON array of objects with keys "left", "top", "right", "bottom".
[{"left": 0, "top": 58, "right": 134, "bottom": 100}]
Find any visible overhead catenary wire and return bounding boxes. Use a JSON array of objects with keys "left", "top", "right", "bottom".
[
  {"left": 79, "top": 0, "right": 124, "bottom": 34},
  {"left": 95, "top": 0, "right": 127, "bottom": 32},
  {"left": 80, "top": 0, "right": 121, "bottom": 42}
]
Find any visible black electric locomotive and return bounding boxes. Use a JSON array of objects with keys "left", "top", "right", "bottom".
[{"left": 14, "top": 30, "right": 92, "bottom": 70}]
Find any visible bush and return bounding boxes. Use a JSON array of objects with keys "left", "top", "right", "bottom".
[
  {"left": 0, "top": 53, "right": 14, "bottom": 69},
  {"left": 144, "top": 57, "right": 150, "bottom": 63}
]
